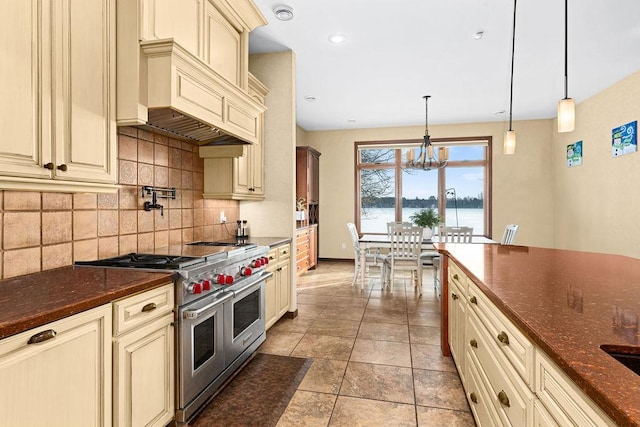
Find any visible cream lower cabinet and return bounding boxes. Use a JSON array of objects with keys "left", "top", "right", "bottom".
[
  {"left": 0, "top": 0, "right": 117, "bottom": 193},
  {"left": 448, "top": 260, "right": 616, "bottom": 427},
  {"left": 265, "top": 243, "right": 292, "bottom": 329},
  {"left": 112, "top": 283, "right": 175, "bottom": 427},
  {"left": 0, "top": 304, "right": 112, "bottom": 426}
]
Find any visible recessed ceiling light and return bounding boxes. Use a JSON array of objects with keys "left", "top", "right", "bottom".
[
  {"left": 273, "top": 5, "right": 293, "bottom": 21},
  {"left": 304, "top": 96, "right": 316, "bottom": 102},
  {"left": 347, "top": 119, "right": 356, "bottom": 123},
  {"left": 473, "top": 31, "right": 485, "bottom": 40},
  {"left": 494, "top": 110, "right": 506, "bottom": 115},
  {"left": 328, "top": 34, "right": 346, "bottom": 44}
]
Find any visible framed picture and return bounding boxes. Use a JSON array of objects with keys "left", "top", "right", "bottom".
[
  {"left": 567, "top": 141, "right": 582, "bottom": 168},
  {"left": 612, "top": 120, "right": 637, "bottom": 157}
]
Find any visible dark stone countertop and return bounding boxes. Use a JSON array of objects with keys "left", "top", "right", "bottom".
[
  {"left": 0, "top": 266, "right": 173, "bottom": 340},
  {"left": 435, "top": 243, "right": 640, "bottom": 426}
]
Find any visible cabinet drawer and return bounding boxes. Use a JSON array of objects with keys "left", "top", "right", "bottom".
[
  {"left": 113, "top": 283, "right": 174, "bottom": 336},
  {"left": 467, "top": 310, "right": 533, "bottom": 427},
  {"left": 465, "top": 349, "right": 501, "bottom": 427},
  {"left": 467, "top": 280, "right": 534, "bottom": 386},
  {"left": 449, "top": 261, "right": 467, "bottom": 294},
  {"left": 296, "top": 258, "right": 309, "bottom": 272},
  {"left": 278, "top": 243, "right": 291, "bottom": 260},
  {"left": 535, "top": 349, "right": 616, "bottom": 427},
  {"left": 266, "top": 248, "right": 278, "bottom": 272}
]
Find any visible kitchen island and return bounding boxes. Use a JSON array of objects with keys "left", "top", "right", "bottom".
[{"left": 435, "top": 243, "right": 640, "bottom": 426}]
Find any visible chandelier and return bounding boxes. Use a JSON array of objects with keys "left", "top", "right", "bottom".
[{"left": 407, "top": 95, "right": 448, "bottom": 170}]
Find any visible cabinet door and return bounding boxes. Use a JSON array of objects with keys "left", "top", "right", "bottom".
[
  {"left": 114, "top": 313, "right": 174, "bottom": 427},
  {"left": 52, "top": 0, "right": 116, "bottom": 184},
  {"left": 234, "top": 145, "right": 251, "bottom": 195},
  {"left": 0, "top": 305, "right": 112, "bottom": 427},
  {"left": 0, "top": 0, "right": 52, "bottom": 179},
  {"left": 308, "top": 151, "right": 320, "bottom": 203},
  {"left": 250, "top": 138, "right": 264, "bottom": 195},
  {"left": 204, "top": 0, "right": 243, "bottom": 87},
  {"left": 264, "top": 270, "right": 278, "bottom": 330},
  {"left": 277, "top": 262, "right": 291, "bottom": 317}
]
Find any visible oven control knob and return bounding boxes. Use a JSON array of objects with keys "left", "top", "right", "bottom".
[
  {"left": 224, "top": 275, "right": 234, "bottom": 285},
  {"left": 214, "top": 274, "right": 225, "bottom": 284},
  {"left": 241, "top": 267, "right": 252, "bottom": 276},
  {"left": 202, "top": 279, "right": 211, "bottom": 291},
  {"left": 187, "top": 282, "right": 203, "bottom": 294},
  {"left": 261, "top": 256, "right": 269, "bottom": 265},
  {"left": 251, "top": 259, "right": 261, "bottom": 268}
]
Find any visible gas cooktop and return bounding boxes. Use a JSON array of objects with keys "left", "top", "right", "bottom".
[{"left": 75, "top": 253, "right": 205, "bottom": 270}]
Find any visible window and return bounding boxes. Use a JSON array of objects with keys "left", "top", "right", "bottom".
[{"left": 355, "top": 137, "right": 492, "bottom": 236}]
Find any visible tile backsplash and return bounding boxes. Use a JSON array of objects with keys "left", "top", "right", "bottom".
[{"left": 0, "top": 127, "right": 239, "bottom": 279}]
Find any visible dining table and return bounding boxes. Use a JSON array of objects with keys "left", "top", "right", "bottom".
[{"left": 357, "top": 233, "right": 496, "bottom": 288}]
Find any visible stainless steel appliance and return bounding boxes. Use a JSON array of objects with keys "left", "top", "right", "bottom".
[{"left": 75, "top": 243, "right": 271, "bottom": 423}]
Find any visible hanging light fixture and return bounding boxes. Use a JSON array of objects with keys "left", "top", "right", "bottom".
[
  {"left": 558, "top": 0, "right": 575, "bottom": 132},
  {"left": 407, "top": 95, "right": 448, "bottom": 170},
  {"left": 504, "top": 0, "right": 518, "bottom": 155}
]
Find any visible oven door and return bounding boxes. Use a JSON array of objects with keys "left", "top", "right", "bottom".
[
  {"left": 178, "top": 291, "right": 231, "bottom": 408},
  {"left": 224, "top": 272, "right": 271, "bottom": 365}
]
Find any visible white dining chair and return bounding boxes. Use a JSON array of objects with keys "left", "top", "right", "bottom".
[
  {"left": 347, "top": 223, "right": 385, "bottom": 287},
  {"left": 432, "top": 226, "right": 473, "bottom": 298},
  {"left": 501, "top": 224, "right": 519, "bottom": 245},
  {"left": 383, "top": 224, "right": 424, "bottom": 293}
]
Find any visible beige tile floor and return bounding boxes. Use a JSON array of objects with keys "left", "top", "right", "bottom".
[{"left": 258, "top": 261, "right": 476, "bottom": 426}]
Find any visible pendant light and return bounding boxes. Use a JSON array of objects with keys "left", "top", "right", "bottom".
[
  {"left": 558, "top": 0, "right": 575, "bottom": 132},
  {"left": 407, "top": 95, "right": 449, "bottom": 170},
  {"left": 504, "top": 0, "right": 518, "bottom": 155}
]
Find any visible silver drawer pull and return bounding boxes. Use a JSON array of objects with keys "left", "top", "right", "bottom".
[
  {"left": 142, "top": 303, "right": 157, "bottom": 313},
  {"left": 28, "top": 329, "right": 57, "bottom": 344},
  {"left": 498, "top": 390, "right": 510, "bottom": 407},
  {"left": 242, "top": 333, "right": 254, "bottom": 346},
  {"left": 469, "top": 296, "right": 477, "bottom": 304},
  {"left": 497, "top": 331, "right": 510, "bottom": 345},
  {"left": 469, "top": 392, "right": 478, "bottom": 404}
]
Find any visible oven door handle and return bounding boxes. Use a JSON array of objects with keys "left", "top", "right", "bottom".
[
  {"left": 183, "top": 293, "right": 232, "bottom": 319},
  {"left": 232, "top": 271, "right": 273, "bottom": 297}
]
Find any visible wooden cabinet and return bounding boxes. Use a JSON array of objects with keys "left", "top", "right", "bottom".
[
  {"left": 0, "top": 0, "right": 117, "bottom": 193},
  {"left": 296, "top": 225, "right": 318, "bottom": 276},
  {"left": 265, "top": 243, "right": 292, "bottom": 329},
  {"left": 447, "top": 260, "right": 616, "bottom": 427},
  {"left": 296, "top": 146, "right": 321, "bottom": 224},
  {"left": 113, "top": 283, "right": 175, "bottom": 427},
  {"left": 200, "top": 73, "right": 268, "bottom": 200},
  {"left": 0, "top": 304, "right": 112, "bottom": 426}
]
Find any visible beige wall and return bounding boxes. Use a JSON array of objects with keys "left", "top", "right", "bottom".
[
  {"left": 552, "top": 71, "right": 640, "bottom": 257},
  {"left": 305, "top": 120, "right": 555, "bottom": 259},
  {"left": 245, "top": 52, "right": 297, "bottom": 239}
]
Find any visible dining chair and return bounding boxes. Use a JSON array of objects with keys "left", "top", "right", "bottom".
[
  {"left": 432, "top": 226, "right": 474, "bottom": 298},
  {"left": 347, "top": 223, "right": 385, "bottom": 287},
  {"left": 501, "top": 224, "right": 519, "bottom": 245},
  {"left": 383, "top": 224, "right": 424, "bottom": 293}
]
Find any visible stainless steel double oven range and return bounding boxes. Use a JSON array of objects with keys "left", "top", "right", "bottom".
[{"left": 76, "top": 241, "right": 272, "bottom": 423}]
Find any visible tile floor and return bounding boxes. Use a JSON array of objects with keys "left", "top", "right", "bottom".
[{"left": 258, "top": 261, "right": 476, "bottom": 426}]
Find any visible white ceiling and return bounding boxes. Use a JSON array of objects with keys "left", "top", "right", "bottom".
[{"left": 248, "top": 0, "right": 640, "bottom": 131}]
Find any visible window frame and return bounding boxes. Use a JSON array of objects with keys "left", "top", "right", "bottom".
[{"left": 354, "top": 136, "right": 492, "bottom": 237}]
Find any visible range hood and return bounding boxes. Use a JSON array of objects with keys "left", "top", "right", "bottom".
[
  {"left": 144, "top": 108, "right": 251, "bottom": 146},
  {"left": 131, "top": 40, "right": 264, "bottom": 147}
]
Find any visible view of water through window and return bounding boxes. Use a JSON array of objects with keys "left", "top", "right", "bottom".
[{"left": 361, "top": 208, "right": 484, "bottom": 234}]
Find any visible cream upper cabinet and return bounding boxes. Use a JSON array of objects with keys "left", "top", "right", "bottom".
[
  {"left": 0, "top": 0, "right": 117, "bottom": 193},
  {"left": 0, "top": 304, "right": 112, "bottom": 426},
  {"left": 200, "top": 73, "right": 267, "bottom": 200},
  {"left": 117, "top": 0, "right": 267, "bottom": 146}
]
